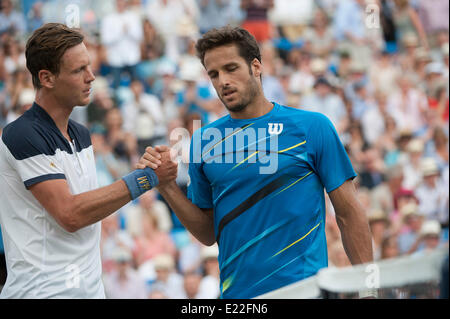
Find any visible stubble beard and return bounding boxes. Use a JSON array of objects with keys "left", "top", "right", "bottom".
[{"left": 222, "top": 77, "right": 259, "bottom": 114}]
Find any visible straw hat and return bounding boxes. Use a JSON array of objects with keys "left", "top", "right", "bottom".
[
  {"left": 367, "top": 209, "right": 389, "bottom": 224},
  {"left": 421, "top": 158, "right": 439, "bottom": 177},
  {"left": 400, "top": 202, "right": 421, "bottom": 219},
  {"left": 406, "top": 139, "right": 424, "bottom": 153},
  {"left": 420, "top": 220, "right": 441, "bottom": 237},
  {"left": 153, "top": 254, "right": 175, "bottom": 270}
]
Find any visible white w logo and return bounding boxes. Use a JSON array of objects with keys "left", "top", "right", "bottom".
[{"left": 268, "top": 123, "right": 283, "bottom": 135}]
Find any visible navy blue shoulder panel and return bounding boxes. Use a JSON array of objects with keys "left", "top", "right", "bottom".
[
  {"left": 2, "top": 104, "right": 92, "bottom": 160},
  {"left": 2, "top": 114, "right": 62, "bottom": 160}
]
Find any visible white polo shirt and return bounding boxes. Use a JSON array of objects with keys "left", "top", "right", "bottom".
[{"left": 0, "top": 103, "right": 105, "bottom": 298}]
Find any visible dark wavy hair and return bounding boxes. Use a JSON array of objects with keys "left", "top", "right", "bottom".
[
  {"left": 25, "top": 23, "right": 84, "bottom": 89},
  {"left": 196, "top": 26, "right": 261, "bottom": 68}
]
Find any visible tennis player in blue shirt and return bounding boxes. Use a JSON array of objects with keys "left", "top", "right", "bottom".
[{"left": 138, "top": 27, "right": 374, "bottom": 299}]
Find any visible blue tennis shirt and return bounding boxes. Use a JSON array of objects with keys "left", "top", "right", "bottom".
[{"left": 187, "top": 103, "right": 356, "bottom": 298}]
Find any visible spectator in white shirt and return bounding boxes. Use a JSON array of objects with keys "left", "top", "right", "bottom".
[
  {"left": 183, "top": 271, "right": 202, "bottom": 299},
  {"left": 103, "top": 247, "right": 148, "bottom": 299},
  {"left": 415, "top": 158, "right": 449, "bottom": 224},
  {"left": 100, "top": 0, "right": 143, "bottom": 89},
  {"left": 361, "top": 91, "right": 387, "bottom": 146},
  {"left": 149, "top": 254, "right": 186, "bottom": 299},
  {"left": 146, "top": 0, "right": 199, "bottom": 62},
  {"left": 122, "top": 80, "right": 167, "bottom": 153},
  {"left": 387, "top": 75, "right": 428, "bottom": 134},
  {"left": 300, "top": 77, "right": 348, "bottom": 134},
  {"left": 402, "top": 139, "right": 426, "bottom": 190},
  {"left": 0, "top": 0, "right": 26, "bottom": 37},
  {"left": 197, "top": 245, "right": 220, "bottom": 299}
]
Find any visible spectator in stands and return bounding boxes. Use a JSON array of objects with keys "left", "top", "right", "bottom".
[
  {"left": 417, "top": 0, "right": 449, "bottom": 47},
  {"left": 103, "top": 107, "right": 138, "bottom": 167},
  {"left": 146, "top": 0, "right": 200, "bottom": 62},
  {"left": 333, "top": 0, "right": 372, "bottom": 67},
  {"left": 91, "top": 129, "right": 127, "bottom": 187},
  {"left": 300, "top": 77, "right": 348, "bottom": 134},
  {"left": 288, "top": 51, "right": 315, "bottom": 100},
  {"left": 408, "top": 220, "right": 443, "bottom": 255},
  {"left": 5, "top": 86, "right": 33, "bottom": 124},
  {"left": 149, "top": 254, "right": 185, "bottom": 299},
  {"left": 100, "top": 0, "right": 143, "bottom": 89},
  {"left": 86, "top": 77, "right": 114, "bottom": 127},
  {"left": 426, "top": 126, "right": 449, "bottom": 171},
  {"left": 178, "top": 233, "right": 203, "bottom": 275},
  {"left": 358, "top": 147, "right": 385, "bottom": 190},
  {"left": 240, "top": 0, "right": 274, "bottom": 43},
  {"left": 100, "top": 213, "right": 135, "bottom": 274},
  {"left": 426, "top": 84, "right": 448, "bottom": 125},
  {"left": 197, "top": 245, "right": 220, "bottom": 299},
  {"left": 260, "top": 42, "right": 287, "bottom": 105},
  {"left": 26, "top": 1, "right": 44, "bottom": 33},
  {"left": 397, "top": 202, "right": 424, "bottom": 254},
  {"left": 197, "top": 0, "right": 230, "bottom": 34},
  {"left": 122, "top": 80, "right": 167, "bottom": 153},
  {"left": 392, "top": 0, "right": 429, "bottom": 50},
  {"left": 103, "top": 247, "right": 148, "bottom": 298},
  {"left": 402, "top": 139, "right": 425, "bottom": 190},
  {"left": 367, "top": 209, "right": 390, "bottom": 260},
  {"left": 361, "top": 91, "right": 388, "bottom": 147},
  {"left": 415, "top": 158, "right": 449, "bottom": 224},
  {"left": 390, "top": 188, "right": 419, "bottom": 235},
  {"left": 328, "top": 241, "right": 351, "bottom": 268},
  {"left": 0, "top": 0, "right": 26, "bottom": 37},
  {"left": 124, "top": 189, "right": 173, "bottom": 237},
  {"left": 183, "top": 271, "right": 202, "bottom": 299},
  {"left": 380, "top": 234, "right": 400, "bottom": 260},
  {"left": 176, "top": 62, "right": 217, "bottom": 125},
  {"left": 368, "top": 51, "right": 401, "bottom": 97},
  {"left": 2, "top": 37, "right": 26, "bottom": 77},
  {"left": 133, "top": 210, "right": 176, "bottom": 267},
  {"left": 303, "top": 7, "right": 335, "bottom": 58},
  {"left": 387, "top": 75, "right": 428, "bottom": 134}
]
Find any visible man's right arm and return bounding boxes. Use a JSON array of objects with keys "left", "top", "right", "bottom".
[
  {"left": 157, "top": 181, "right": 215, "bottom": 246},
  {"left": 28, "top": 150, "right": 177, "bottom": 233},
  {"left": 137, "top": 146, "right": 216, "bottom": 246},
  {"left": 29, "top": 178, "right": 131, "bottom": 233}
]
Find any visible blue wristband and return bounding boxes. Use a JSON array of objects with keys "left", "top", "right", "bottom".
[{"left": 122, "top": 167, "right": 159, "bottom": 200}]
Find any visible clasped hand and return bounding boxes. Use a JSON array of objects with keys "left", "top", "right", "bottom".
[{"left": 136, "top": 146, "right": 178, "bottom": 186}]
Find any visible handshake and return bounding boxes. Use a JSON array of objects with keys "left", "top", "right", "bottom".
[{"left": 136, "top": 145, "right": 178, "bottom": 187}]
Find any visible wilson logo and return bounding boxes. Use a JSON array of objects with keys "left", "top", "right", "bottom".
[
  {"left": 137, "top": 176, "right": 151, "bottom": 190},
  {"left": 268, "top": 123, "right": 283, "bottom": 135}
]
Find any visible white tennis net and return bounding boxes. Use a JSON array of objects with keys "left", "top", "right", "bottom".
[{"left": 255, "top": 246, "right": 448, "bottom": 299}]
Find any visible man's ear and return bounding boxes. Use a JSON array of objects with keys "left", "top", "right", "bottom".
[
  {"left": 38, "top": 70, "right": 56, "bottom": 89},
  {"left": 251, "top": 58, "right": 263, "bottom": 78}
]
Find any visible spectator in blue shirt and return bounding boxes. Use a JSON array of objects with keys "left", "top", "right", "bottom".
[
  {"left": 333, "top": 0, "right": 366, "bottom": 43},
  {"left": 0, "top": 0, "right": 26, "bottom": 37}
]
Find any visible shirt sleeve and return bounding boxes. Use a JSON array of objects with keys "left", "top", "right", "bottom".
[
  {"left": 307, "top": 112, "right": 356, "bottom": 193},
  {"left": 1, "top": 129, "right": 66, "bottom": 189},
  {"left": 187, "top": 129, "right": 214, "bottom": 209}
]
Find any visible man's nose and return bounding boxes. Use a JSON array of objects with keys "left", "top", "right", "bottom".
[
  {"left": 218, "top": 73, "right": 230, "bottom": 89},
  {"left": 86, "top": 66, "right": 96, "bottom": 83}
]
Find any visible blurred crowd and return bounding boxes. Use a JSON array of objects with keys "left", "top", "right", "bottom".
[{"left": 0, "top": 0, "right": 448, "bottom": 298}]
